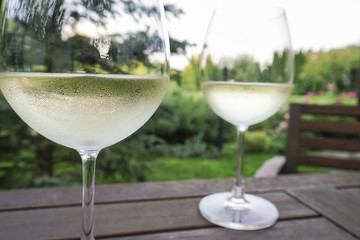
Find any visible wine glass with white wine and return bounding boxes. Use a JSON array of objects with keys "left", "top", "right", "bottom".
[
  {"left": 0, "top": 0, "right": 169, "bottom": 239},
  {"left": 199, "top": 3, "right": 294, "bottom": 230}
]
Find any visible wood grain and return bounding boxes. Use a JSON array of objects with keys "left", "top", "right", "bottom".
[
  {"left": 300, "top": 120, "right": 360, "bottom": 134},
  {"left": 299, "top": 154, "right": 360, "bottom": 170},
  {"left": 107, "top": 218, "right": 357, "bottom": 240},
  {"left": 297, "top": 104, "right": 360, "bottom": 116},
  {"left": 1, "top": 172, "right": 360, "bottom": 211},
  {"left": 0, "top": 173, "right": 359, "bottom": 240},
  {"left": 289, "top": 188, "right": 360, "bottom": 238},
  {"left": 0, "top": 192, "right": 315, "bottom": 240},
  {"left": 340, "top": 188, "right": 360, "bottom": 197},
  {"left": 300, "top": 136, "right": 360, "bottom": 152},
  {"left": 283, "top": 103, "right": 360, "bottom": 172},
  {"left": 284, "top": 103, "right": 302, "bottom": 173}
]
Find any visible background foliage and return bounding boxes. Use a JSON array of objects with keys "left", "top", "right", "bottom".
[
  {"left": 1, "top": 44, "right": 359, "bottom": 189},
  {"left": 0, "top": 0, "right": 359, "bottom": 188}
]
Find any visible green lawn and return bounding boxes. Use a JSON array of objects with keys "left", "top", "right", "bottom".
[{"left": 145, "top": 153, "right": 274, "bottom": 181}]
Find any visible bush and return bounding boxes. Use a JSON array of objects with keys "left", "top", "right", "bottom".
[
  {"left": 221, "top": 142, "right": 237, "bottom": 157},
  {"left": 221, "top": 131, "right": 270, "bottom": 156},
  {"left": 169, "top": 133, "right": 207, "bottom": 158},
  {"left": 265, "top": 132, "right": 288, "bottom": 153},
  {"left": 6, "top": 79, "right": 359, "bottom": 189},
  {"left": 97, "top": 134, "right": 167, "bottom": 183},
  {"left": 140, "top": 82, "right": 235, "bottom": 148},
  {"left": 246, "top": 131, "right": 267, "bottom": 153}
]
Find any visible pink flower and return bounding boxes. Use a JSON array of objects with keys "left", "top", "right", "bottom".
[
  {"left": 283, "top": 113, "right": 290, "bottom": 120},
  {"left": 279, "top": 121, "right": 288, "bottom": 129},
  {"left": 306, "top": 92, "right": 316, "bottom": 97},
  {"left": 326, "top": 83, "right": 336, "bottom": 91},
  {"left": 303, "top": 96, "right": 310, "bottom": 104},
  {"left": 317, "top": 90, "right": 324, "bottom": 95},
  {"left": 347, "top": 91, "right": 357, "bottom": 99},
  {"left": 276, "top": 121, "right": 289, "bottom": 134}
]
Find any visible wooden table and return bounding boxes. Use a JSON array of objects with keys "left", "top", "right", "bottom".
[{"left": 0, "top": 172, "right": 360, "bottom": 240}]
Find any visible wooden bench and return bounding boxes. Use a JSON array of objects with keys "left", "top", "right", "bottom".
[{"left": 256, "top": 103, "right": 360, "bottom": 177}]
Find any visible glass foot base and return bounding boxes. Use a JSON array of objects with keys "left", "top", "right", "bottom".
[{"left": 199, "top": 192, "right": 279, "bottom": 230}]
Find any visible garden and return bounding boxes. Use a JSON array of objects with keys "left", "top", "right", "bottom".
[{"left": 0, "top": 44, "right": 359, "bottom": 189}]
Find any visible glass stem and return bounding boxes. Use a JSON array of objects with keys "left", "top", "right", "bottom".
[
  {"left": 232, "top": 126, "right": 248, "bottom": 200},
  {"left": 79, "top": 149, "right": 99, "bottom": 240}
]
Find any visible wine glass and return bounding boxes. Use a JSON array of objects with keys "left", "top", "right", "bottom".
[
  {"left": 0, "top": 0, "right": 169, "bottom": 239},
  {"left": 199, "top": 3, "right": 294, "bottom": 230}
]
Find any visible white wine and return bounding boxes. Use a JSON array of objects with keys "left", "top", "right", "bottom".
[
  {"left": 0, "top": 73, "right": 168, "bottom": 150},
  {"left": 201, "top": 81, "right": 293, "bottom": 129}
]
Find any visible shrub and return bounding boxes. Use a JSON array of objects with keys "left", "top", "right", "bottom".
[
  {"left": 140, "top": 82, "right": 235, "bottom": 147},
  {"left": 221, "top": 142, "right": 237, "bottom": 157},
  {"left": 245, "top": 131, "right": 267, "bottom": 153},
  {"left": 169, "top": 133, "right": 207, "bottom": 158}
]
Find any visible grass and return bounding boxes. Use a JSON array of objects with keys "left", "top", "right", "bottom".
[
  {"left": 145, "top": 153, "right": 333, "bottom": 182},
  {"left": 145, "top": 153, "right": 274, "bottom": 182}
]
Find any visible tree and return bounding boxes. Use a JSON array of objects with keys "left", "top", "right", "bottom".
[
  {"left": 0, "top": 0, "right": 189, "bottom": 73},
  {"left": 295, "top": 46, "right": 360, "bottom": 94},
  {"left": 0, "top": 0, "right": 190, "bottom": 187},
  {"left": 203, "top": 55, "right": 221, "bottom": 81},
  {"left": 180, "top": 55, "right": 201, "bottom": 90},
  {"left": 232, "top": 55, "right": 261, "bottom": 82}
]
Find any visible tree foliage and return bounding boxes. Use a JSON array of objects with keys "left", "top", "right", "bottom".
[
  {"left": 294, "top": 46, "right": 360, "bottom": 94},
  {"left": 0, "top": 0, "right": 359, "bottom": 188},
  {"left": 0, "top": 0, "right": 191, "bottom": 74},
  {"left": 0, "top": 0, "right": 194, "bottom": 188},
  {"left": 181, "top": 46, "right": 360, "bottom": 95}
]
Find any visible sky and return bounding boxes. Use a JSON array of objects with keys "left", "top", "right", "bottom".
[{"left": 163, "top": 0, "right": 360, "bottom": 70}]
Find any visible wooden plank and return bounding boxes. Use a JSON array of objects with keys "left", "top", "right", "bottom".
[
  {"left": 0, "top": 192, "right": 316, "bottom": 240},
  {"left": 106, "top": 218, "right": 357, "bottom": 240},
  {"left": 259, "top": 192, "right": 316, "bottom": 220},
  {"left": 289, "top": 188, "right": 360, "bottom": 238},
  {"left": 299, "top": 154, "right": 360, "bottom": 170},
  {"left": 340, "top": 188, "right": 360, "bottom": 198},
  {"left": 246, "top": 172, "right": 360, "bottom": 193},
  {"left": 300, "top": 120, "right": 360, "bottom": 134},
  {"left": 300, "top": 136, "right": 360, "bottom": 152},
  {"left": 284, "top": 104, "right": 302, "bottom": 173},
  {"left": 283, "top": 104, "right": 360, "bottom": 173},
  {"left": 298, "top": 104, "right": 360, "bottom": 116},
  {"left": 1, "top": 172, "right": 360, "bottom": 211}
]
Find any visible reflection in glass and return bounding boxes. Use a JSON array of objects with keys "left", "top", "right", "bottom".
[
  {"left": 0, "top": 0, "right": 170, "bottom": 239},
  {"left": 199, "top": 3, "right": 294, "bottom": 230}
]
